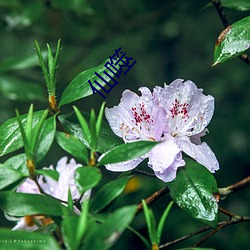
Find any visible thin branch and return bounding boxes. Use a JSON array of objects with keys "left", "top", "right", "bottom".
[
  {"left": 193, "top": 216, "right": 250, "bottom": 247},
  {"left": 218, "top": 176, "right": 250, "bottom": 198},
  {"left": 136, "top": 186, "right": 169, "bottom": 215},
  {"left": 159, "top": 216, "right": 250, "bottom": 249},
  {"left": 218, "top": 206, "right": 235, "bottom": 218},
  {"left": 134, "top": 169, "right": 156, "bottom": 178},
  {"left": 159, "top": 224, "right": 212, "bottom": 249},
  {"left": 211, "top": 0, "right": 250, "bottom": 66},
  {"left": 211, "top": 0, "right": 230, "bottom": 27}
]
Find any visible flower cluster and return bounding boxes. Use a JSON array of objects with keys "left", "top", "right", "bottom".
[
  {"left": 11, "top": 157, "right": 89, "bottom": 231},
  {"left": 104, "top": 79, "right": 219, "bottom": 182}
]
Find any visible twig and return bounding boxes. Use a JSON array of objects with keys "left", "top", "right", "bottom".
[
  {"left": 159, "top": 224, "right": 212, "bottom": 249},
  {"left": 218, "top": 206, "right": 235, "bottom": 218},
  {"left": 159, "top": 216, "right": 250, "bottom": 249},
  {"left": 218, "top": 176, "right": 250, "bottom": 198},
  {"left": 136, "top": 186, "right": 169, "bottom": 215},
  {"left": 134, "top": 169, "right": 156, "bottom": 178},
  {"left": 211, "top": 0, "right": 250, "bottom": 66},
  {"left": 193, "top": 216, "right": 250, "bottom": 247}
]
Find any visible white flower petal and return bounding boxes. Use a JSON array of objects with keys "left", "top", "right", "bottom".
[
  {"left": 105, "top": 88, "right": 167, "bottom": 142},
  {"left": 16, "top": 178, "right": 40, "bottom": 194},
  {"left": 39, "top": 157, "right": 82, "bottom": 201},
  {"left": 179, "top": 139, "right": 219, "bottom": 173},
  {"left": 105, "top": 157, "right": 145, "bottom": 172},
  {"left": 148, "top": 138, "right": 185, "bottom": 182},
  {"left": 154, "top": 79, "right": 214, "bottom": 136}
]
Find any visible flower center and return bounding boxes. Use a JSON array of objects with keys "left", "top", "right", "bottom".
[{"left": 120, "top": 102, "right": 155, "bottom": 142}]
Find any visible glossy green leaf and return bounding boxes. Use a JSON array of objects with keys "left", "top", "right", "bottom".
[
  {"left": 59, "top": 112, "right": 123, "bottom": 153},
  {"left": 59, "top": 59, "right": 118, "bottom": 106},
  {"left": 0, "top": 76, "right": 46, "bottom": 102},
  {"left": 4, "top": 153, "right": 28, "bottom": 175},
  {"left": 221, "top": 0, "right": 250, "bottom": 11},
  {"left": 62, "top": 201, "right": 89, "bottom": 250},
  {"left": 213, "top": 16, "right": 250, "bottom": 65},
  {"left": 0, "top": 164, "right": 27, "bottom": 190},
  {"left": 56, "top": 131, "right": 89, "bottom": 165},
  {"left": 0, "top": 192, "right": 65, "bottom": 216},
  {"left": 91, "top": 176, "right": 132, "bottom": 213},
  {"left": 73, "top": 106, "right": 91, "bottom": 146},
  {"left": 61, "top": 215, "right": 80, "bottom": 250},
  {"left": 96, "top": 102, "right": 106, "bottom": 140},
  {"left": 157, "top": 201, "right": 174, "bottom": 244},
  {"left": 36, "top": 169, "right": 59, "bottom": 181},
  {"left": 75, "top": 167, "right": 102, "bottom": 194},
  {"left": 30, "top": 112, "right": 53, "bottom": 163},
  {"left": 168, "top": 159, "right": 218, "bottom": 227},
  {"left": 89, "top": 108, "right": 97, "bottom": 150},
  {"left": 0, "top": 111, "right": 44, "bottom": 157},
  {"left": 0, "top": 228, "right": 60, "bottom": 250},
  {"left": 142, "top": 200, "right": 157, "bottom": 245},
  {"left": 98, "top": 141, "right": 158, "bottom": 166},
  {"left": 83, "top": 205, "right": 137, "bottom": 250}
]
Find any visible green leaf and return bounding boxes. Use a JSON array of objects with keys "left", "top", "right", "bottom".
[
  {"left": 75, "top": 167, "right": 102, "bottom": 194},
  {"left": 168, "top": 159, "right": 218, "bottom": 227},
  {"left": 0, "top": 228, "right": 60, "bottom": 250},
  {"left": 157, "top": 201, "right": 174, "bottom": 244},
  {"left": 73, "top": 106, "right": 91, "bottom": 146},
  {"left": 0, "top": 76, "right": 46, "bottom": 102},
  {"left": 59, "top": 59, "right": 118, "bottom": 106},
  {"left": 59, "top": 112, "right": 123, "bottom": 153},
  {"left": 0, "top": 164, "right": 27, "bottom": 190},
  {"left": 56, "top": 131, "right": 89, "bottom": 165},
  {"left": 97, "top": 141, "right": 159, "bottom": 166},
  {"left": 0, "top": 192, "right": 65, "bottom": 216},
  {"left": 0, "top": 51, "right": 47, "bottom": 74},
  {"left": 213, "top": 16, "right": 250, "bottom": 65},
  {"left": 127, "top": 226, "right": 151, "bottom": 248},
  {"left": 4, "top": 153, "right": 28, "bottom": 175},
  {"left": 36, "top": 116, "right": 56, "bottom": 162},
  {"left": 142, "top": 200, "right": 157, "bottom": 245},
  {"left": 62, "top": 215, "right": 80, "bottom": 250},
  {"left": 36, "top": 169, "right": 59, "bottom": 181},
  {"left": 83, "top": 205, "right": 137, "bottom": 250},
  {"left": 62, "top": 201, "right": 89, "bottom": 250},
  {"left": 76, "top": 201, "right": 89, "bottom": 247},
  {"left": 90, "top": 108, "right": 97, "bottom": 150},
  {"left": 221, "top": 0, "right": 250, "bottom": 11},
  {"left": 91, "top": 176, "right": 132, "bottom": 213},
  {"left": 0, "top": 111, "right": 44, "bottom": 157},
  {"left": 96, "top": 102, "right": 106, "bottom": 140},
  {"left": 31, "top": 109, "right": 49, "bottom": 159}
]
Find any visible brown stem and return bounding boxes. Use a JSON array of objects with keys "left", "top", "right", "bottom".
[
  {"left": 211, "top": 0, "right": 250, "bottom": 66},
  {"left": 136, "top": 186, "right": 169, "bottom": 215},
  {"left": 218, "top": 176, "right": 250, "bottom": 198},
  {"left": 159, "top": 216, "right": 250, "bottom": 249},
  {"left": 159, "top": 224, "right": 212, "bottom": 249},
  {"left": 211, "top": 0, "right": 230, "bottom": 27},
  {"left": 193, "top": 216, "right": 250, "bottom": 247},
  {"left": 134, "top": 169, "right": 156, "bottom": 178},
  {"left": 218, "top": 206, "right": 235, "bottom": 218}
]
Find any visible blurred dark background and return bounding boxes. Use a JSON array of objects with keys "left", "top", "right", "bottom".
[{"left": 0, "top": 0, "right": 249, "bottom": 249}]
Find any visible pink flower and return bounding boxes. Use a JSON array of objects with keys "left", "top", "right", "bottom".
[
  {"left": 12, "top": 157, "right": 90, "bottom": 231},
  {"left": 104, "top": 79, "right": 219, "bottom": 182}
]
